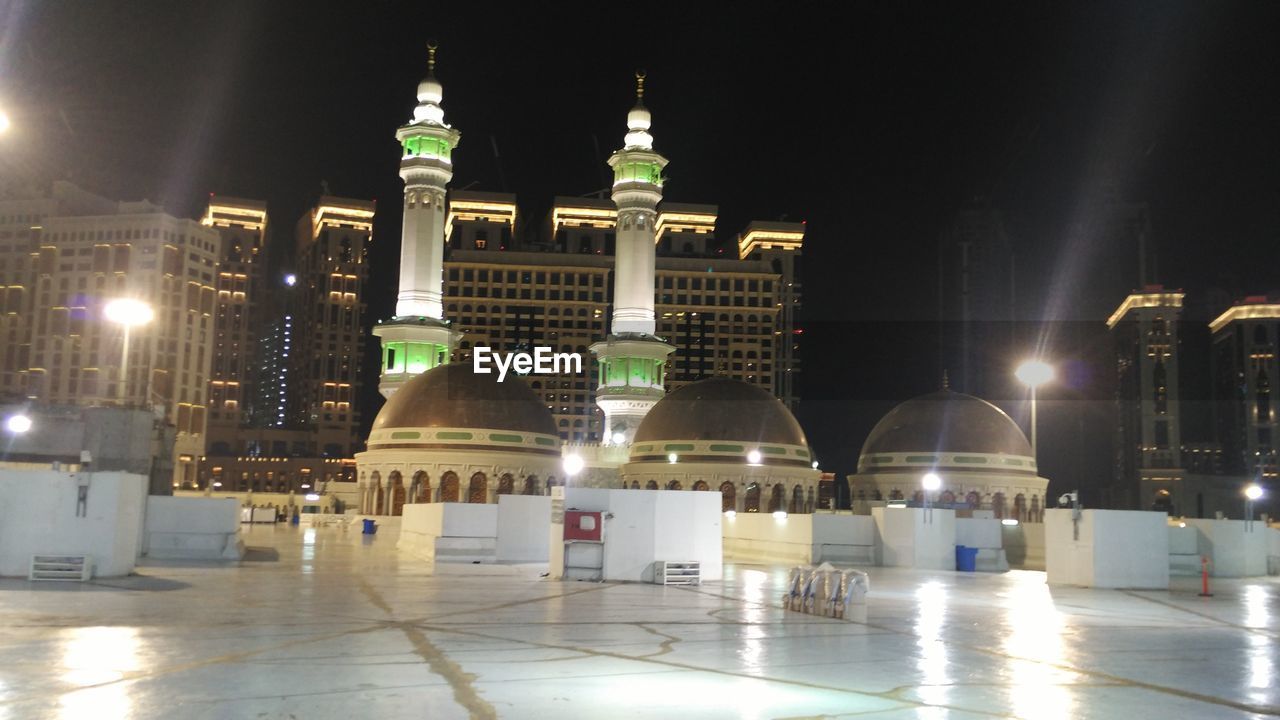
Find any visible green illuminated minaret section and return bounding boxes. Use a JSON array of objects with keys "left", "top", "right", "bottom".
[
  {"left": 591, "top": 72, "right": 675, "bottom": 446},
  {"left": 374, "top": 43, "right": 461, "bottom": 398}
]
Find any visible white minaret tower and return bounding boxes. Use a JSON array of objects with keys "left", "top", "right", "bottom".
[
  {"left": 590, "top": 72, "right": 674, "bottom": 445},
  {"left": 374, "top": 42, "right": 461, "bottom": 397}
]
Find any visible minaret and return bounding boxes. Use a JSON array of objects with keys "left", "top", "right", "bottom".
[
  {"left": 374, "top": 42, "right": 461, "bottom": 397},
  {"left": 590, "top": 72, "right": 675, "bottom": 445}
]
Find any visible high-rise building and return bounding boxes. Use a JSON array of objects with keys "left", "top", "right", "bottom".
[
  {"left": 937, "top": 201, "right": 1016, "bottom": 398},
  {"left": 441, "top": 241, "right": 787, "bottom": 443},
  {"left": 1210, "top": 296, "right": 1279, "bottom": 480},
  {"left": 201, "top": 196, "right": 267, "bottom": 454},
  {"left": 0, "top": 183, "right": 219, "bottom": 486},
  {"left": 737, "top": 222, "right": 804, "bottom": 408},
  {"left": 1106, "top": 287, "right": 1185, "bottom": 511},
  {"left": 292, "top": 197, "right": 374, "bottom": 457}
]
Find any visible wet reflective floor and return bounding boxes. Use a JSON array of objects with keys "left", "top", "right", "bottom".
[{"left": 0, "top": 523, "right": 1277, "bottom": 719}]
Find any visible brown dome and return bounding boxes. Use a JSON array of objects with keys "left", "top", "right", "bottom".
[
  {"left": 634, "top": 378, "right": 808, "bottom": 446},
  {"left": 371, "top": 363, "right": 557, "bottom": 436},
  {"left": 859, "top": 391, "right": 1032, "bottom": 459}
]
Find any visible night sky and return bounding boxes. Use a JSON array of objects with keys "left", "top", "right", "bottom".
[{"left": 3, "top": 2, "right": 1279, "bottom": 502}]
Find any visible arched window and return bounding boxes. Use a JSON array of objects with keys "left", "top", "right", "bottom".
[
  {"left": 389, "top": 471, "right": 405, "bottom": 516},
  {"left": 523, "top": 475, "right": 538, "bottom": 495},
  {"left": 939, "top": 490, "right": 956, "bottom": 505},
  {"left": 992, "top": 492, "right": 1006, "bottom": 519},
  {"left": 888, "top": 489, "right": 903, "bottom": 501},
  {"left": 789, "top": 485, "right": 804, "bottom": 514},
  {"left": 497, "top": 473, "right": 515, "bottom": 496},
  {"left": 965, "top": 491, "right": 981, "bottom": 508},
  {"left": 440, "top": 471, "right": 460, "bottom": 502},
  {"left": 645, "top": 480, "right": 659, "bottom": 490},
  {"left": 631, "top": 480, "right": 641, "bottom": 490},
  {"left": 745, "top": 483, "right": 761, "bottom": 512},
  {"left": 692, "top": 480, "right": 709, "bottom": 491},
  {"left": 720, "top": 481, "right": 736, "bottom": 512},
  {"left": 666, "top": 480, "right": 683, "bottom": 490},
  {"left": 468, "top": 472, "right": 488, "bottom": 503},
  {"left": 1014, "top": 493, "right": 1027, "bottom": 522},
  {"left": 412, "top": 471, "right": 430, "bottom": 504},
  {"left": 768, "top": 484, "right": 786, "bottom": 512}
]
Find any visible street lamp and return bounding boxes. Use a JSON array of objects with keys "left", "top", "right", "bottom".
[
  {"left": 1015, "top": 360, "right": 1055, "bottom": 457},
  {"left": 563, "top": 453, "right": 584, "bottom": 481},
  {"left": 104, "top": 298, "right": 155, "bottom": 405},
  {"left": 1244, "top": 484, "right": 1263, "bottom": 531},
  {"left": 5, "top": 413, "right": 31, "bottom": 434},
  {"left": 922, "top": 472, "right": 941, "bottom": 522}
]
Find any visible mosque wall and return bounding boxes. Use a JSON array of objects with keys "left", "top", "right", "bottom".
[{"left": 355, "top": 447, "right": 562, "bottom": 515}]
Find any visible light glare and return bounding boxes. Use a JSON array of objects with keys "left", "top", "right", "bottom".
[
  {"left": 922, "top": 472, "right": 942, "bottom": 491},
  {"left": 563, "top": 454, "right": 584, "bottom": 477},
  {"left": 5, "top": 414, "right": 32, "bottom": 434},
  {"left": 104, "top": 298, "right": 154, "bottom": 327},
  {"left": 1244, "top": 484, "right": 1263, "bottom": 501},
  {"left": 1015, "top": 360, "right": 1054, "bottom": 388}
]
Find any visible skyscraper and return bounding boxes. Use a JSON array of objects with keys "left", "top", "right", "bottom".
[
  {"left": 201, "top": 196, "right": 267, "bottom": 455},
  {"left": 1210, "top": 297, "right": 1279, "bottom": 480},
  {"left": 1106, "top": 287, "right": 1185, "bottom": 511}
]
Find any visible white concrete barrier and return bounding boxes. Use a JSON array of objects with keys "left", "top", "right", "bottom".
[
  {"left": 1046, "top": 509, "right": 1169, "bottom": 589},
  {"left": 565, "top": 488, "right": 723, "bottom": 582},
  {"left": 0, "top": 470, "right": 147, "bottom": 578},
  {"left": 497, "top": 495, "right": 550, "bottom": 563},
  {"left": 144, "top": 496, "right": 243, "bottom": 560},
  {"left": 811, "top": 514, "right": 876, "bottom": 564},
  {"left": 1002, "top": 522, "right": 1045, "bottom": 570},
  {"left": 872, "top": 506, "right": 956, "bottom": 570},
  {"left": 1185, "top": 519, "right": 1271, "bottom": 577},
  {"left": 722, "top": 511, "right": 814, "bottom": 565}
]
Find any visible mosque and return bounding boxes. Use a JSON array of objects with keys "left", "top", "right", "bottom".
[{"left": 354, "top": 49, "right": 823, "bottom": 511}]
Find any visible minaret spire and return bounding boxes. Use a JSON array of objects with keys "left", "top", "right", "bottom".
[
  {"left": 590, "top": 72, "right": 675, "bottom": 445},
  {"left": 373, "top": 41, "right": 461, "bottom": 397}
]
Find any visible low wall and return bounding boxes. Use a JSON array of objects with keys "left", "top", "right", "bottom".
[
  {"left": 0, "top": 469, "right": 147, "bottom": 578},
  {"left": 564, "top": 488, "right": 723, "bottom": 582},
  {"left": 811, "top": 513, "right": 876, "bottom": 564},
  {"left": 1001, "top": 522, "right": 1045, "bottom": 570},
  {"left": 1184, "top": 519, "right": 1275, "bottom": 577},
  {"left": 1046, "top": 509, "right": 1168, "bottom": 589},
  {"left": 398, "top": 505, "right": 492, "bottom": 562},
  {"left": 496, "top": 495, "right": 550, "bottom": 563},
  {"left": 722, "top": 512, "right": 814, "bottom": 565},
  {"left": 872, "top": 506, "right": 956, "bottom": 570},
  {"left": 144, "top": 496, "right": 243, "bottom": 560}
]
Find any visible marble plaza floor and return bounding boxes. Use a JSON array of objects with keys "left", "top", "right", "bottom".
[{"left": 0, "top": 525, "right": 1277, "bottom": 719}]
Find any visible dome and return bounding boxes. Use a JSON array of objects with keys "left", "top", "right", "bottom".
[
  {"left": 859, "top": 391, "right": 1032, "bottom": 461},
  {"left": 371, "top": 363, "right": 556, "bottom": 437},
  {"left": 634, "top": 378, "right": 808, "bottom": 447}
]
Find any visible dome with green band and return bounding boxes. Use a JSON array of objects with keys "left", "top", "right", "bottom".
[
  {"left": 633, "top": 378, "right": 808, "bottom": 447},
  {"left": 371, "top": 363, "right": 556, "bottom": 438}
]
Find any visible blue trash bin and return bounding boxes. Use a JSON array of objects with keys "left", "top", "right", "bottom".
[
  {"left": 955, "top": 545, "right": 978, "bottom": 572},
  {"left": 362, "top": 518, "right": 377, "bottom": 535}
]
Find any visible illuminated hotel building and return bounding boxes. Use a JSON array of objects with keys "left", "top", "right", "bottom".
[
  {"left": 0, "top": 182, "right": 219, "bottom": 486},
  {"left": 1106, "top": 286, "right": 1186, "bottom": 512},
  {"left": 442, "top": 193, "right": 803, "bottom": 443},
  {"left": 201, "top": 196, "right": 267, "bottom": 454},
  {"left": 291, "top": 197, "right": 374, "bottom": 457},
  {"left": 1210, "top": 296, "right": 1279, "bottom": 479}
]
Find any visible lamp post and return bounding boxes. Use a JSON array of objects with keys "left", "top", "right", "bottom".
[
  {"left": 563, "top": 453, "right": 584, "bottom": 485},
  {"left": 1015, "top": 360, "right": 1055, "bottom": 458},
  {"left": 104, "top": 298, "right": 155, "bottom": 406},
  {"left": 1244, "top": 484, "right": 1263, "bottom": 532},
  {"left": 922, "top": 472, "right": 941, "bottom": 523}
]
